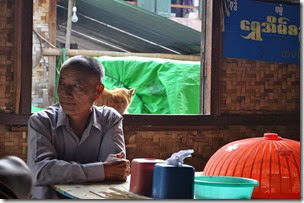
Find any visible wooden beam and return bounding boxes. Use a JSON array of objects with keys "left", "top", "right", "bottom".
[
  {"left": 122, "top": 113, "right": 300, "bottom": 129},
  {"left": 42, "top": 48, "right": 201, "bottom": 61},
  {"left": 171, "top": 4, "right": 199, "bottom": 9},
  {"left": 19, "top": 0, "right": 33, "bottom": 115},
  {"left": 126, "top": 1, "right": 137, "bottom": 6},
  {"left": 211, "top": 0, "right": 222, "bottom": 115},
  {"left": 202, "top": 0, "right": 213, "bottom": 115},
  {"left": 0, "top": 113, "right": 30, "bottom": 126},
  {"left": 65, "top": 0, "right": 73, "bottom": 50},
  {"left": 1, "top": 113, "right": 299, "bottom": 129},
  {"left": 126, "top": 2, "right": 199, "bottom": 9},
  {"left": 48, "top": 0, "right": 57, "bottom": 106},
  {"left": 13, "top": 0, "right": 22, "bottom": 114}
]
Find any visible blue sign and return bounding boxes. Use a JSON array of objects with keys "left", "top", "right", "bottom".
[{"left": 223, "top": 0, "right": 300, "bottom": 64}]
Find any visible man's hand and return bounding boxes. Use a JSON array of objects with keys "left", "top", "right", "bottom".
[
  {"left": 105, "top": 151, "right": 125, "bottom": 162},
  {"left": 103, "top": 151, "right": 130, "bottom": 181}
]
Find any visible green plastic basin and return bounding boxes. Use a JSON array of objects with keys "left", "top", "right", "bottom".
[{"left": 194, "top": 176, "right": 259, "bottom": 199}]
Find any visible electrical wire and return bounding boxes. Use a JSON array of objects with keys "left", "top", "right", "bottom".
[
  {"left": 33, "top": 29, "right": 57, "bottom": 48},
  {"left": 32, "top": 30, "right": 45, "bottom": 69},
  {"left": 32, "top": 29, "right": 58, "bottom": 70}
]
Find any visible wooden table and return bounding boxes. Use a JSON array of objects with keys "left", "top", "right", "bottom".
[
  {"left": 52, "top": 176, "right": 150, "bottom": 199},
  {"left": 53, "top": 172, "right": 204, "bottom": 199}
]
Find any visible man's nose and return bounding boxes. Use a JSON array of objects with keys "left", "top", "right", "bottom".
[{"left": 64, "top": 85, "right": 74, "bottom": 96}]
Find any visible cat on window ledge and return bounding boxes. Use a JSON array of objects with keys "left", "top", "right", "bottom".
[{"left": 95, "top": 86, "right": 135, "bottom": 115}]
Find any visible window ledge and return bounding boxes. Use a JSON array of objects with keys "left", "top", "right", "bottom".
[{"left": 0, "top": 113, "right": 299, "bottom": 130}]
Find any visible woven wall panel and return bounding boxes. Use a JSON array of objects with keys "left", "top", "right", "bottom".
[
  {"left": 220, "top": 59, "right": 300, "bottom": 114},
  {"left": 124, "top": 125, "right": 299, "bottom": 171},
  {"left": 0, "top": 124, "right": 299, "bottom": 171},
  {"left": 0, "top": 0, "right": 15, "bottom": 113},
  {"left": 0, "top": 125, "right": 28, "bottom": 161}
]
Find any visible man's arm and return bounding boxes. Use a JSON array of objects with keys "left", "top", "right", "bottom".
[
  {"left": 98, "top": 118, "right": 130, "bottom": 181},
  {"left": 27, "top": 115, "right": 105, "bottom": 186},
  {"left": 98, "top": 118, "right": 126, "bottom": 161}
]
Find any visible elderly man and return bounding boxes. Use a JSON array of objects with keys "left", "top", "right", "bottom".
[{"left": 27, "top": 55, "right": 130, "bottom": 199}]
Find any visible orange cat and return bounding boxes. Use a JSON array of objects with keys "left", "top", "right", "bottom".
[{"left": 95, "top": 86, "right": 135, "bottom": 115}]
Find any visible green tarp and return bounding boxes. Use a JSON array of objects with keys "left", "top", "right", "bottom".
[
  {"left": 96, "top": 56, "right": 200, "bottom": 114},
  {"left": 31, "top": 105, "right": 43, "bottom": 113}
]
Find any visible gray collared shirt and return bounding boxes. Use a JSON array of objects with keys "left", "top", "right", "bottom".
[{"left": 27, "top": 103, "right": 126, "bottom": 199}]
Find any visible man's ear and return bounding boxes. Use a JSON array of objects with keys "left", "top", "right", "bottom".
[{"left": 94, "top": 84, "right": 104, "bottom": 101}]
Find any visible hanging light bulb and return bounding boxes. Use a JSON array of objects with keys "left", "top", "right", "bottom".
[{"left": 71, "top": 6, "right": 78, "bottom": 23}]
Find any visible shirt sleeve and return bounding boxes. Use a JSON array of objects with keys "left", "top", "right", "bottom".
[
  {"left": 27, "top": 115, "right": 105, "bottom": 186},
  {"left": 98, "top": 114, "right": 126, "bottom": 161}
]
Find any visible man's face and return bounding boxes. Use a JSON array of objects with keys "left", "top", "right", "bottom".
[{"left": 58, "top": 66, "right": 103, "bottom": 117}]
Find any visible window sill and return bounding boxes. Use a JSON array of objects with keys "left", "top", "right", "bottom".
[{"left": 0, "top": 113, "right": 299, "bottom": 130}]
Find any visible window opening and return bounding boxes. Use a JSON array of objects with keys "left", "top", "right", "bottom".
[{"left": 31, "top": 0, "right": 210, "bottom": 115}]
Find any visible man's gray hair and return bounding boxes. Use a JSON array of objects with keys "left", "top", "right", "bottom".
[{"left": 61, "top": 55, "right": 105, "bottom": 83}]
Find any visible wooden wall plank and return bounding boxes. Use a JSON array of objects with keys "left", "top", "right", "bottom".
[
  {"left": 47, "top": 0, "right": 57, "bottom": 106},
  {"left": 0, "top": 113, "right": 299, "bottom": 129},
  {"left": 211, "top": 0, "right": 222, "bottom": 115},
  {"left": 201, "top": 0, "right": 213, "bottom": 114},
  {"left": 19, "top": 1, "right": 33, "bottom": 115},
  {"left": 13, "top": 0, "right": 22, "bottom": 113}
]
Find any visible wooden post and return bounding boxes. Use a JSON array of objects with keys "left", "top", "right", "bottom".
[
  {"left": 42, "top": 48, "right": 201, "bottom": 61},
  {"left": 65, "top": 0, "right": 73, "bottom": 50},
  {"left": 13, "top": 0, "right": 22, "bottom": 114},
  {"left": 48, "top": 0, "right": 57, "bottom": 106},
  {"left": 20, "top": 0, "right": 33, "bottom": 115},
  {"left": 201, "top": 0, "right": 213, "bottom": 115}
]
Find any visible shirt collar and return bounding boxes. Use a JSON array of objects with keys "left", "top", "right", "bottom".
[
  {"left": 55, "top": 105, "right": 102, "bottom": 132},
  {"left": 55, "top": 105, "right": 69, "bottom": 129},
  {"left": 91, "top": 106, "right": 102, "bottom": 131}
]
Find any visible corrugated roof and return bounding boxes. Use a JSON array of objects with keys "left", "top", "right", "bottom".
[
  {"left": 57, "top": 0, "right": 201, "bottom": 55},
  {"left": 57, "top": 5, "right": 176, "bottom": 53}
]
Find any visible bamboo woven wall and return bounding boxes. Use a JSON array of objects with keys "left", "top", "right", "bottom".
[
  {"left": 0, "top": 126, "right": 28, "bottom": 161},
  {"left": 0, "top": 124, "right": 299, "bottom": 171},
  {"left": 0, "top": 0, "right": 15, "bottom": 113},
  {"left": 220, "top": 58, "right": 300, "bottom": 114},
  {"left": 124, "top": 124, "right": 299, "bottom": 170},
  {"left": 0, "top": 0, "right": 300, "bottom": 173}
]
